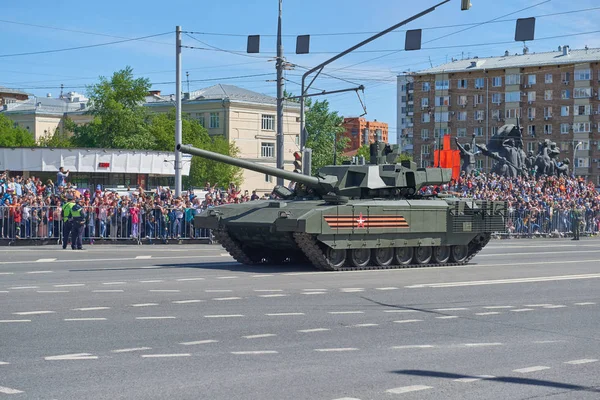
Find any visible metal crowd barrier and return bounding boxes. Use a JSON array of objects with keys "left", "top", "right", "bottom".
[
  {"left": 497, "top": 208, "right": 600, "bottom": 238},
  {"left": 0, "top": 205, "right": 214, "bottom": 244}
]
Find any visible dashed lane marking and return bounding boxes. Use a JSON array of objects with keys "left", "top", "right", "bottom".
[
  {"left": 533, "top": 340, "right": 565, "bottom": 344},
  {"left": 254, "top": 289, "right": 283, "bottom": 292},
  {"left": 93, "top": 290, "right": 124, "bottom": 293},
  {"left": 102, "top": 282, "right": 126, "bottom": 285},
  {"left": 252, "top": 274, "right": 273, "bottom": 278},
  {"left": 231, "top": 351, "right": 278, "bottom": 355},
  {"left": 454, "top": 375, "right": 495, "bottom": 383},
  {"left": 64, "top": 318, "right": 107, "bottom": 321},
  {"left": 71, "top": 307, "right": 111, "bottom": 311},
  {"left": 351, "top": 323, "right": 379, "bottom": 327},
  {"left": 243, "top": 334, "right": 277, "bottom": 339},
  {"left": 216, "top": 276, "right": 238, "bottom": 279},
  {"left": 258, "top": 294, "right": 288, "bottom": 298},
  {"left": 111, "top": 347, "right": 152, "bottom": 353},
  {"left": 135, "top": 316, "right": 176, "bottom": 320},
  {"left": 176, "top": 278, "right": 205, "bottom": 281},
  {"left": 131, "top": 303, "right": 158, "bottom": 307},
  {"left": 328, "top": 311, "right": 364, "bottom": 315},
  {"left": 303, "top": 289, "right": 327, "bottom": 291},
  {"left": 27, "top": 270, "right": 53, "bottom": 274},
  {"left": 511, "top": 308, "right": 534, "bottom": 312},
  {"left": 204, "top": 314, "right": 244, "bottom": 318},
  {"left": 543, "top": 305, "right": 567, "bottom": 309},
  {"left": 149, "top": 290, "right": 180, "bottom": 293},
  {"left": 340, "top": 288, "right": 364, "bottom": 292},
  {"left": 0, "top": 291, "right": 9, "bottom": 293},
  {"left": 463, "top": 343, "right": 503, "bottom": 347},
  {"left": 303, "top": 292, "right": 326, "bottom": 295},
  {"left": 37, "top": 290, "right": 69, "bottom": 293},
  {"left": 139, "top": 280, "right": 165, "bottom": 283},
  {"left": 524, "top": 304, "right": 553, "bottom": 307},
  {"left": 564, "top": 359, "right": 598, "bottom": 365},
  {"left": 393, "top": 319, "right": 423, "bottom": 324},
  {"left": 179, "top": 340, "right": 218, "bottom": 345},
  {"left": 213, "top": 297, "right": 242, "bottom": 301},
  {"left": 141, "top": 354, "right": 190, "bottom": 358},
  {"left": 434, "top": 307, "right": 468, "bottom": 311},
  {"left": 392, "top": 345, "right": 435, "bottom": 349},
  {"left": 0, "top": 272, "right": 14, "bottom": 275},
  {"left": 0, "top": 386, "right": 24, "bottom": 394},
  {"left": 205, "top": 289, "right": 232, "bottom": 293},
  {"left": 0, "top": 320, "right": 31, "bottom": 323},
  {"left": 483, "top": 306, "right": 514, "bottom": 309},
  {"left": 135, "top": 255, "right": 152, "bottom": 259},
  {"left": 407, "top": 273, "right": 600, "bottom": 289},
  {"left": 13, "top": 311, "right": 55, "bottom": 315},
  {"left": 298, "top": 328, "right": 330, "bottom": 333},
  {"left": 575, "top": 302, "right": 596, "bottom": 305},
  {"left": 513, "top": 366, "right": 551, "bottom": 373},
  {"left": 436, "top": 316, "right": 459, "bottom": 319},
  {"left": 45, "top": 353, "right": 98, "bottom": 361},
  {"left": 476, "top": 312, "right": 501, "bottom": 316},
  {"left": 0, "top": 362, "right": 9, "bottom": 365},
  {"left": 54, "top": 284, "right": 85, "bottom": 287},
  {"left": 314, "top": 348, "right": 358, "bottom": 352},
  {"left": 386, "top": 385, "right": 433, "bottom": 394},
  {"left": 375, "top": 287, "right": 399, "bottom": 290},
  {"left": 36, "top": 258, "right": 56, "bottom": 263},
  {"left": 172, "top": 300, "right": 204, "bottom": 304},
  {"left": 266, "top": 313, "right": 305, "bottom": 316},
  {"left": 9, "top": 286, "right": 39, "bottom": 289}
]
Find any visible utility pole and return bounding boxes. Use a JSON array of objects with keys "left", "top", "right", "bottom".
[
  {"left": 275, "top": 0, "right": 285, "bottom": 186},
  {"left": 175, "top": 25, "right": 182, "bottom": 197}
]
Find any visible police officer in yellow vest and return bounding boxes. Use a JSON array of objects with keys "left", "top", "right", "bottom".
[
  {"left": 70, "top": 197, "right": 85, "bottom": 250},
  {"left": 61, "top": 195, "right": 75, "bottom": 249}
]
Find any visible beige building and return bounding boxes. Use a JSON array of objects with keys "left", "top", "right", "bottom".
[{"left": 145, "top": 84, "right": 301, "bottom": 193}]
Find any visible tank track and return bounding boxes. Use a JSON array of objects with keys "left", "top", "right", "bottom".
[
  {"left": 293, "top": 232, "right": 491, "bottom": 271},
  {"left": 213, "top": 229, "right": 257, "bottom": 265}
]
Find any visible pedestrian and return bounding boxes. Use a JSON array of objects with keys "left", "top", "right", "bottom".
[
  {"left": 61, "top": 195, "right": 75, "bottom": 249},
  {"left": 70, "top": 198, "right": 85, "bottom": 250},
  {"left": 56, "top": 167, "right": 69, "bottom": 192},
  {"left": 571, "top": 203, "right": 581, "bottom": 241}
]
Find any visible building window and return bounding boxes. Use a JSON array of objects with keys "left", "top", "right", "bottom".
[
  {"left": 527, "top": 91, "right": 536, "bottom": 102},
  {"left": 544, "top": 106, "right": 552, "bottom": 118},
  {"left": 421, "top": 144, "right": 431, "bottom": 155},
  {"left": 528, "top": 74, "right": 536, "bottom": 85},
  {"left": 351, "top": 128, "right": 358, "bottom": 136},
  {"left": 457, "top": 79, "right": 467, "bottom": 88},
  {"left": 422, "top": 82, "right": 430, "bottom": 91},
  {"left": 457, "top": 95, "right": 467, "bottom": 106},
  {"left": 561, "top": 72, "right": 570, "bottom": 83},
  {"left": 475, "top": 78, "right": 485, "bottom": 88},
  {"left": 574, "top": 69, "right": 591, "bottom": 80},
  {"left": 476, "top": 159, "right": 483, "bottom": 169},
  {"left": 560, "top": 106, "right": 570, "bottom": 116},
  {"left": 544, "top": 124, "right": 552, "bottom": 135},
  {"left": 576, "top": 158, "right": 590, "bottom": 168},
  {"left": 421, "top": 129, "right": 429, "bottom": 140},
  {"left": 434, "top": 112, "right": 449, "bottom": 122},
  {"left": 421, "top": 113, "right": 430, "bottom": 123},
  {"left": 261, "top": 114, "right": 275, "bottom": 130},
  {"left": 457, "top": 128, "right": 467, "bottom": 137},
  {"left": 527, "top": 142, "right": 536, "bottom": 152},
  {"left": 492, "top": 93, "right": 501, "bottom": 104},
  {"left": 421, "top": 98, "right": 429, "bottom": 108},
  {"left": 295, "top": 135, "right": 299, "bottom": 145},
  {"left": 574, "top": 105, "right": 591, "bottom": 116},
  {"left": 435, "top": 80, "right": 449, "bottom": 90},
  {"left": 505, "top": 74, "right": 521, "bottom": 85},
  {"left": 196, "top": 114, "right": 205, "bottom": 127},
  {"left": 560, "top": 141, "right": 570, "bottom": 151},
  {"left": 505, "top": 108, "right": 521, "bottom": 119},
  {"left": 475, "top": 110, "right": 485, "bottom": 121},
  {"left": 574, "top": 87, "right": 592, "bottom": 98},
  {"left": 579, "top": 140, "right": 590, "bottom": 150},
  {"left": 492, "top": 126, "right": 499, "bottom": 135},
  {"left": 401, "top": 95, "right": 407, "bottom": 102},
  {"left": 561, "top": 90, "right": 570, "bottom": 99},
  {"left": 209, "top": 112, "right": 220, "bottom": 128},
  {"left": 545, "top": 73, "right": 553, "bottom": 83},
  {"left": 434, "top": 128, "right": 449, "bottom": 137},
  {"left": 573, "top": 122, "right": 591, "bottom": 133},
  {"left": 434, "top": 96, "right": 450, "bottom": 106},
  {"left": 527, "top": 125, "right": 536, "bottom": 136},
  {"left": 261, "top": 142, "right": 275, "bottom": 158},
  {"left": 560, "top": 123, "right": 570, "bottom": 134},
  {"left": 544, "top": 90, "right": 553, "bottom": 100},
  {"left": 265, "top": 174, "right": 273, "bottom": 183},
  {"left": 473, "top": 94, "right": 484, "bottom": 105},
  {"left": 505, "top": 91, "right": 521, "bottom": 102},
  {"left": 457, "top": 111, "right": 467, "bottom": 121},
  {"left": 492, "top": 109, "right": 500, "bottom": 120},
  {"left": 528, "top": 108, "right": 536, "bottom": 119},
  {"left": 473, "top": 127, "right": 484, "bottom": 136},
  {"left": 492, "top": 76, "right": 502, "bottom": 87}
]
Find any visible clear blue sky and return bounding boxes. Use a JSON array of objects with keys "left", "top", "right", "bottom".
[{"left": 2, "top": 0, "right": 599, "bottom": 143}]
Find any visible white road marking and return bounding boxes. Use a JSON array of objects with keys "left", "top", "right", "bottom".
[
  {"left": 205, "top": 289, "right": 232, "bottom": 293},
  {"left": 141, "top": 354, "right": 190, "bottom": 358},
  {"left": 102, "top": 282, "right": 126, "bottom": 285},
  {"left": 383, "top": 310, "right": 418, "bottom": 313},
  {"left": 45, "top": 353, "right": 98, "bottom": 361},
  {"left": 149, "top": 290, "right": 180, "bottom": 293},
  {"left": 131, "top": 303, "right": 158, "bottom": 307},
  {"left": 436, "top": 316, "right": 459, "bottom": 319},
  {"left": 176, "top": 278, "right": 205, "bottom": 281},
  {"left": 434, "top": 307, "right": 468, "bottom": 311},
  {"left": 204, "top": 314, "right": 244, "bottom": 318},
  {"left": 524, "top": 304, "right": 553, "bottom": 307},
  {"left": 303, "top": 292, "right": 326, "bottom": 295},
  {"left": 476, "top": 312, "right": 501, "bottom": 316},
  {"left": 564, "top": 359, "right": 598, "bottom": 365},
  {"left": 0, "top": 386, "right": 24, "bottom": 394},
  {"left": 393, "top": 319, "right": 423, "bottom": 324},
  {"left": 93, "top": 290, "right": 124, "bottom": 293},
  {"left": 332, "top": 398, "right": 362, "bottom": 400},
  {"left": 135, "top": 316, "right": 176, "bottom": 320},
  {"left": 9, "top": 286, "right": 39, "bottom": 289},
  {"left": 179, "top": 340, "right": 218, "bottom": 346},
  {"left": 0, "top": 272, "right": 14, "bottom": 275},
  {"left": 408, "top": 273, "right": 600, "bottom": 289},
  {"left": 298, "top": 328, "right": 330, "bottom": 333},
  {"left": 27, "top": 270, "right": 53, "bottom": 274},
  {"left": 13, "top": 310, "right": 55, "bottom": 315},
  {"left": 328, "top": 311, "right": 364, "bottom": 315},
  {"left": 0, "top": 320, "right": 31, "bottom": 323},
  {"left": 64, "top": 318, "right": 107, "bottom": 321},
  {"left": 216, "top": 276, "right": 238, "bottom": 279},
  {"left": 72, "top": 307, "right": 111, "bottom": 311},
  {"left": 139, "top": 280, "right": 165, "bottom": 283},
  {"left": 375, "top": 287, "right": 399, "bottom": 291},
  {"left": 36, "top": 258, "right": 57, "bottom": 263},
  {"left": 231, "top": 351, "right": 278, "bottom": 355},
  {"left": 386, "top": 385, "right": 433, "bottom": 394},
  {"left": 543, "top": 305, "right": 567, "bottom": 309},
  {"left": 220, "top": 253, "right": 231, "bottom": 257},
  {"left": 392, "top": 345, "right": 435, "bottom": 349},
  {"left": 258, "top": 294, "right": 288, "bottom": 298},
  {"left": 254, "top": 289, "right": 283, "bottom": 292},
  {"left": 454, "top": 375, "right": 495, "bottom": 383},
  {"left": 252, "top": 274, "right": 273, "bottom": 278},
  {"left": 513, "top": 366, "right": 551, "bottom": 373},
  {"left": 351, "top": 323, "right": 379, "bottom": 327},
  {"left": 483, "top": 306, "right": 514, "bottom": 309},
  {"left": 37, "top": 290, "right": 69, "bottom": 293},
  {"left": 463, "top": 343, "right": 503, "bottom": 347},
  {"left": 340, "top": 288, "right": 364, "bottom": 292},
  {"left": 135, "top": 255, "right": 152, "bottom": 259},
  {"left": 511, "top": 308, "right": 534, "bottom": 312},
  {"left": 266, "top": 313, "right": 305, "bottom": 316},
  {"left": 314, "top": 348, "right": 358, "bottom": 352},
  {"left": 575, "top": 302, "right": 596, "bottom": 305},
  {"left": 0, "top": 362, "right": 9, "bottom": 365},
  {"left": 243, "top": 334, "right": 277, "bottom": 339},
  {"left": 533, "top": 340, "right": 565, "bottom": 344},
  {"left": 55, "top": 284, "right": 85, "bottom": 287},
  {"left": 111, "top": 347, "right": 152, "bottom": 353},
  {"left": 172, "top": 300, "right": 204, "bottom": 304},
  {"left": 302, "top": 289, "right": 327, "bottom": 291},
  {"left": 213, "top": 297, "right": 242, "bottom": 301}
]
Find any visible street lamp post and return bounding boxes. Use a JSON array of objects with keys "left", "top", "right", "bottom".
[{"left": 573, "top": 141, "right": 583, "bottom": 171}]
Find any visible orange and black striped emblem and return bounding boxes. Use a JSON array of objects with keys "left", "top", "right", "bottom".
[{"left": 324, "top": 213, "right": 409, "bottom": 229}]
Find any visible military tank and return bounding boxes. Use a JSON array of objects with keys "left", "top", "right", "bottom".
[{"left": 177, "top": 142, "right": 506, "bottom": 271}]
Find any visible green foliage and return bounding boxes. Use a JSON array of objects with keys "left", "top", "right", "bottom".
[
  {"left": 0, "top": 114, "right": 36, "bottom": 147},
  {"left": 397, "top": 152, "right": 413, "bottom": 163},
  {"left": 355, "top": 144, "right": 371, "bottom": 159}
]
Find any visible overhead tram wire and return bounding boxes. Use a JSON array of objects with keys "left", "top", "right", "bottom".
[{"left": 183, "top": 33, "right": 273, "bottom": 60}]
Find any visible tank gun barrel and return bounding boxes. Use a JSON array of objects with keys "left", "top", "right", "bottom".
[{"left": 177, "top": 144, "right": 328, "bottom": 191}]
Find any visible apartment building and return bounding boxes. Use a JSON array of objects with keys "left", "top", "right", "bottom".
[
  {"left": 405, "top": 45, "right": 600, "bottom": 184},
  {"left": 341, "top": 116, "right": 389, "bottom": 155},
  {"left": 396, "top": 75, "right": 414, "bottom": 155}
]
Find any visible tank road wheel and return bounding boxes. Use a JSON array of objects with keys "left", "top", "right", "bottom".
[
  {"left": 413, "top": 246, "right": 433, "bottom": 264},
  {"left": 432, "top": 246, "right": 451, "bottom": 264},
  {"left": 349, "top": 248, "right": 371, "bottom": 268},
  {"left": 373, "top": 247, "right": 394, "bottom": 267},
  {"left": 325, "top": 247, "right": 347, "bottom": 269},
  {"left": 394, "top": 247, "right": 414, "bottom": 265},
  {"left": 450, "top": 245, "right": 469, "bottom": 263}
]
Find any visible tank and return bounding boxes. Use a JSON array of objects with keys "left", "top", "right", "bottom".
[{"left": 177, "top": 142, "right": 506, "bottom": 271}]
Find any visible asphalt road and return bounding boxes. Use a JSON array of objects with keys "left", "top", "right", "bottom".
[{"left": 1, "top": 239, "right": 600, "bottom": 400}]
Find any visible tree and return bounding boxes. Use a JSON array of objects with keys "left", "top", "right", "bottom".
[
  {"left": 355, "top": 144, "right": 371, "bottom": 160},
  {"left": 0, "top": 114, "right": 36, "bottom": 147}
]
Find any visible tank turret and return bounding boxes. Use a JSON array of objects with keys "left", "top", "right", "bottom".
[{"left": 177, "top": 142, "right": 451, "bottom": 202}]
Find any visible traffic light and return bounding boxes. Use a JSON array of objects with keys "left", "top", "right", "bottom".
[
  {"left": 461, "top": 0, "right": 471, "bottom": 10},
  {"left": 293, "top": 151, "right": 302, "bottom": 173}
]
